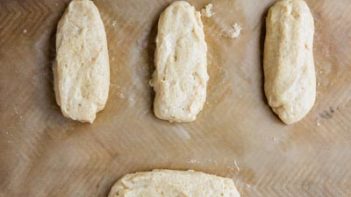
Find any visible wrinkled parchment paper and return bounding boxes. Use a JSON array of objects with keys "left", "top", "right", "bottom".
[{"left": 1, "top": 0, "right": 351, "bottom": 196}]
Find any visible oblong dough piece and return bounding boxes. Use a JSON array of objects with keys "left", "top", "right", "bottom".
[
  {"left": 264, "top": 0, "right": 316, "bottom": 124},
  {"left": 152, "top": 1, "right": 209, "bottom": 123},
  {"left": 108, "top": 170, "right": 240, "bottom": 197},
  {"left": 54, "top": 0, "right": 109, "bottom": 123}
]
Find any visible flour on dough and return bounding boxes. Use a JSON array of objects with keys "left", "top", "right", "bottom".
[
  {"left": 108, "top": 170, "right": 240, "bottom": 197},
  {"left": 152, "top": 1, "right": 208, "bottom": 122},
  {"left": 54, "top": 0, "right": 110, "bottom": 123}
]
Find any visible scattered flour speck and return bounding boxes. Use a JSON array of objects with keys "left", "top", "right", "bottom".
[
  {"left": 128, "top": 94, "right": 136, "bottom": 106},
  {"left": 174, "top": 126, "right": 191, "bottom": 140},
  {"left": 189, "top": 159, "right": 199, "bottom": 164},
  {"left": 201, "top": 3, "right": 215, "bottom": 18},
  {"left": 112, "top": 20, "right": 117, "bottom": 27},
  {"left": 118, "top": 92, "right": 125, "bottom": 99},
  {"left": 234, "top": 160, "right": 240, "bottom": 172},
  {"left": 226, "top": 23, "right": 242, "bottom": 39}
]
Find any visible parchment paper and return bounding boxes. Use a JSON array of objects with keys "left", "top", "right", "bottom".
[{"left": 1, "top": 0, "right": 351, "bottom": 196}]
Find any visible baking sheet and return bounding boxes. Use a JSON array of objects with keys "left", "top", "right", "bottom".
[{"left": 1, "top": 0, "right": 351, "bottom": 196}]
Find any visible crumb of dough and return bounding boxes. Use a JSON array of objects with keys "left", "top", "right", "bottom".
[
  {"left": 148, "top": 79, "right": 155, "bottom": 87},
  {"left": 316, "top": 120, "right": 321, "bottom": 126},
  {"left": 201, "top": 3, "right": 215, "bottom": 18},
  {"left": 226, "top": 23, "right": 242, "bottom": 38},
  {"left": 112, "top": 20, "right": 117, "bottom": 27}
]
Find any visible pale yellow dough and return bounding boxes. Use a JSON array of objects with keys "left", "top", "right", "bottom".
[
  {"left": 264, "top": 0, "right": 316, "bottom": 124},
  {"left": 108, "top": 170, "right": 240, "bottom": 197},
  {"left": 152, "top": 1, "right": 208, "bottom": 123},
  {"left": 54, "top": 0, "right": 110, "bottom": 123}
]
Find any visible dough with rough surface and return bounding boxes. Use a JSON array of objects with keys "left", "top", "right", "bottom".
[
  {"left": 264, "top": 0, "right": 316, "bottom": 124},
  {"left": 108, "top": 170, "right": 240, "bottom": 197},
  {"left": 54, "top": 0, "right": 109, "bottom": 123},
  {"left": 152, "top": 1, "right": 208, "bottom": 123}
]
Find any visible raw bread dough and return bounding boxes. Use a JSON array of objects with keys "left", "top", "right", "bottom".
[
  {"left": 108, "top": 170, "right": 240, "bottom": 197},
  {"left": 264, "top": 0, "right": 316, "bottom": 124},
  {"left": 152, "top": 1, "right": 208, "bottom": 122},
  {"left": 54, "top": 0, "right": 110, "bottom": 123}
]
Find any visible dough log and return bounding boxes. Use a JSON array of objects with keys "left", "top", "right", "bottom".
[
  {"left": 108, "top": 170, "right": 240, "bottom": 197},
  {"left": 152, "top": 1, "right": 209, "bottom": 123},
  {"left": 264, "top": 0, "right": 316, "bottom": 124},
  {"left": 54, "top": 0, "right": 110, "bottom": 123}
]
